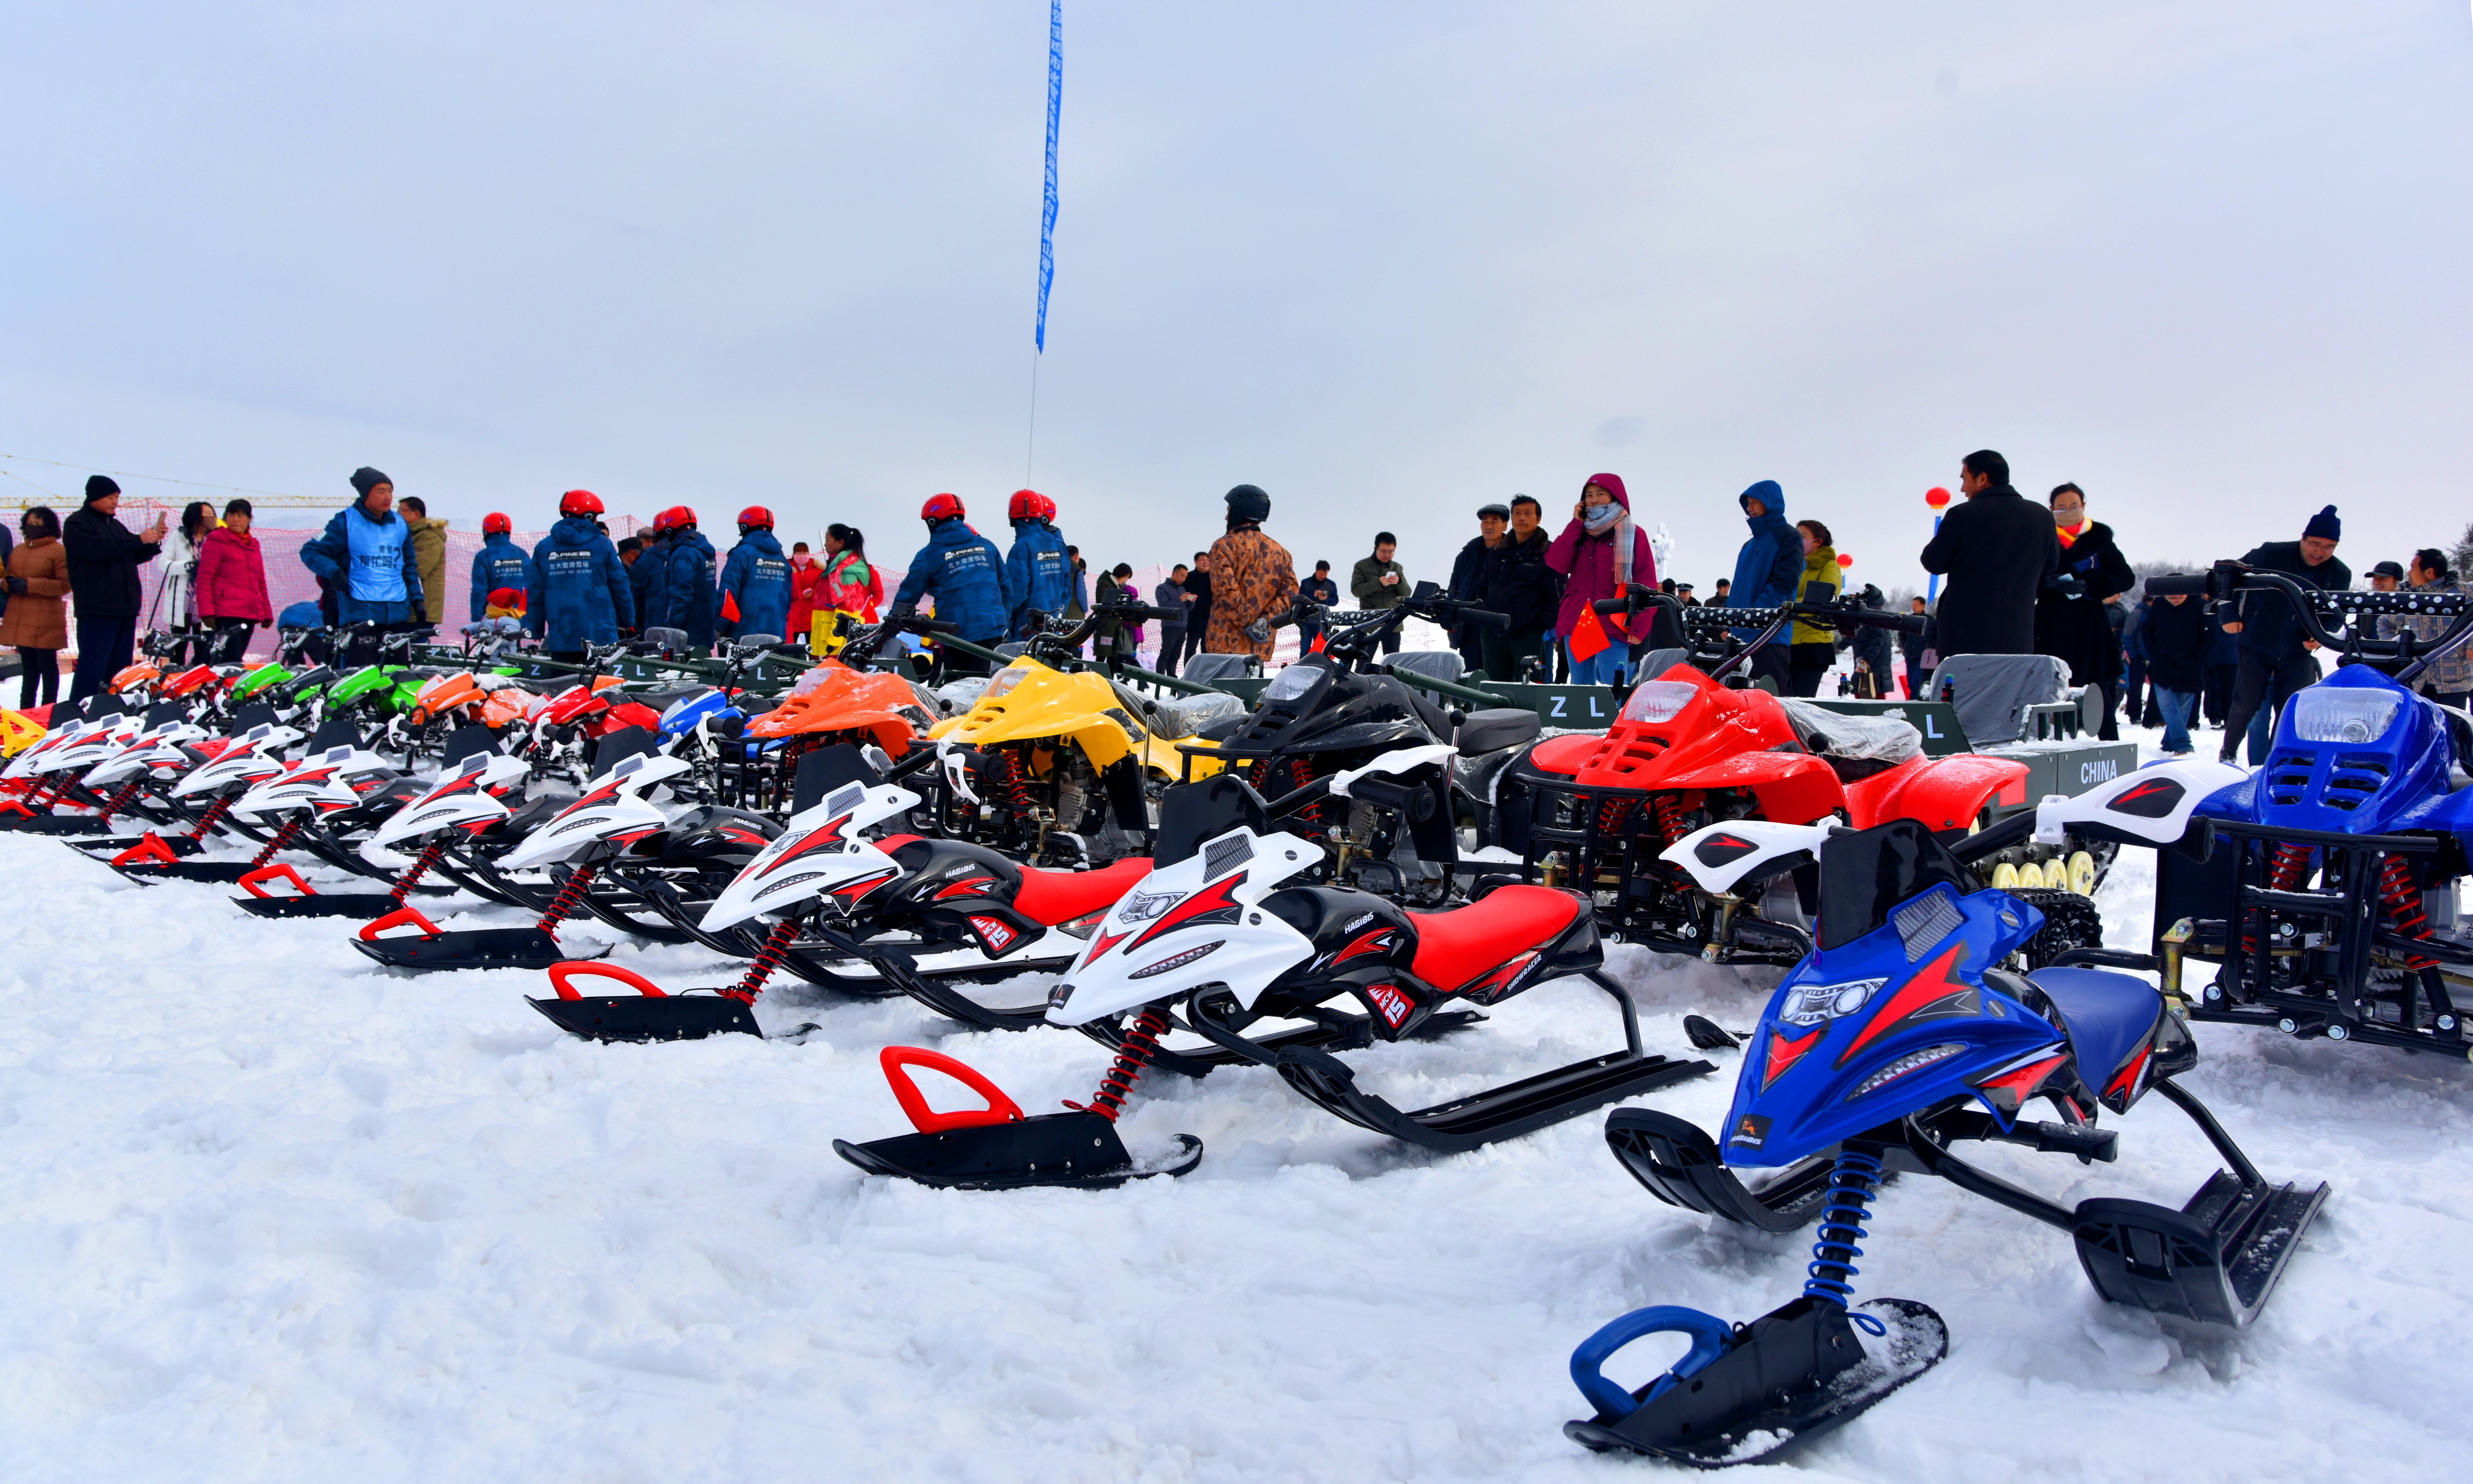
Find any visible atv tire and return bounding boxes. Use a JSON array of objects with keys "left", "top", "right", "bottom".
[{"left": 2009, "top": 888, "right": 2104, "bottom": 970}]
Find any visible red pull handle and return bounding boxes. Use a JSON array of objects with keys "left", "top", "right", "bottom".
[
  {"left": 111, "top": 833, "right": 178, "bottom": 867},
  {"left": 879, "top": 1046, "right": 1024, "bottom": 1133},
  {"left": 544, "top": 961, "right": 668, "bottom": 1001},
  {"left": 357, "top": 904, "right": 445, "bottom": 942},
  {"left": 238, "top": 864, "right": 315, "bottom": 899}
]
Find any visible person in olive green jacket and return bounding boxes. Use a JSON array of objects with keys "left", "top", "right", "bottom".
[
  {"left": 400, "top": 496, "right": 450, "bottom": 625},
  {"left": 1787, "top": 519, "right": 1840, "bottom": 697},
  {"left": 1350, "top": 532, "right": 1407, "bottom": 659}
]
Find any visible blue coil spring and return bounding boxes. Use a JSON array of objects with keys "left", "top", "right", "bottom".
[{"left": 1804, "top": 1148, "right": 1886, "bottom": 1326}]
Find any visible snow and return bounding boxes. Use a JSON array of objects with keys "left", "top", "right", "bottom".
[{"left": 6, "top": 722, "right": 2473, "bottom": 1482}]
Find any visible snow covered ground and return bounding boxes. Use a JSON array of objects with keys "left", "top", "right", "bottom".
[{"left": 5, "top": 721, "right": 2472, "bottom": 1482}]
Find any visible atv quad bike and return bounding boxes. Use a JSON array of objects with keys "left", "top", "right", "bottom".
[
  {"left": 1495, "top": 588, "right": 2106, "bottom": 967},
  {"left": 911, "top": 597, "right": 1235, "bottom": 867},
  {"left": 1564, "top": 797, "right": 2322, "bottom": 1468},
  {"left": 713, "top": 615, "right": 954, "bottom": 815},
  {"left": 2146, "top": 565, "right": 2473, "bottom": 1061}
]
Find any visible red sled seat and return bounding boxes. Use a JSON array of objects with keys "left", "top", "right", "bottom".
[
  {"left": 1010, "top": 857, "right": 1154, "bottom": 927},
  {"left": 1406, "top": 885, "right": 1581, "bottom": 993}
]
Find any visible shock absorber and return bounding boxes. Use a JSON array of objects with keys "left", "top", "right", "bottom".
[
  {"left": 1002, "top": 749, "right": 1036, "bottom": 812},
  {"left": 1803, "top": 1147, "right": 1888, "bottom": 1332},
  {"left": 1289, "top": 756, "right": 1320, "bottom": 826},
  {"left": 2377, "top": 852, "right": 2436, "bottom": 970},
  {"left": 186, "top": 794, "right": 233, "bottom": 842},
  {"left": 247, "top": 817, "right": 302, "bottom": 870},
  {"left": 1080, "top": 1006, "right": 1170, "bottom": 1122},
  {"left": 389, "top": 840, "right": 450, "bottom": 906},
  {"left": 94, "top": 780, "right": 143, "bottom": 825},
  {"left": 2245, "top": 842, "right": 2316, "bottom": 954},
  {"left": 534, "top": 861, "right": 598, "bottom": 936},
  {"left": 1651, "top": 794, "right": 1692, "bottom": 848},
  {"left": 723, "top": 916, "right": 802, "bottom": 1004}
]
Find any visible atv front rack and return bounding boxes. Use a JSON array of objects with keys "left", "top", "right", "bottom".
[{"left": 2158, "top": 816, "right": 2473, "bottom": 1059}]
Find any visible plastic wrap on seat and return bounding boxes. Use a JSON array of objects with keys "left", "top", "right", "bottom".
[{"left": 1780, "top": 699, "right": 1922, "bottom": 764}]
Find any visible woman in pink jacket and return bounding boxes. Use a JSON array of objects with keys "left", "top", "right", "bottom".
[
  {"left": 192, "top": 499, "right": 273, "bottom": 663},
  {"left": 1545, "top": 472, "right": 1658, "bottom": 685}
]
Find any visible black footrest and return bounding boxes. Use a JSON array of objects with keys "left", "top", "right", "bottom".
[
  {"left": 2073, "top": 1173, "right": 2327, "bottom": 1326},
  {"left": 1603, "top": 1108, "right": 1835, "bottom": 1233}
]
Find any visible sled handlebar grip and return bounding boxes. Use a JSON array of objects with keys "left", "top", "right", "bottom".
[
  {"left": 1447, "top": 605, "right": 1511, "bottom": 630},
  {"left": 2141, "top": 574, "right": 2208, "bottom": 596}
]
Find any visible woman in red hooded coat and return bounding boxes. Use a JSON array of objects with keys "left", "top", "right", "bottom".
[{"left": 1545, "top": 472, "right": 1658, "bottom": 685}]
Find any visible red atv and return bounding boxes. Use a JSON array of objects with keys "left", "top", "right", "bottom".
[{"left": 1491, "top": 591, "right": 2101, "bottom": 965}]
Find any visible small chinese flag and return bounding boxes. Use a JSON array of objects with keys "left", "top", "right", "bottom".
[
  {"left": 1568, "top": 603, "right": 1612, "bottom": 663},
  {"left": 1309, "top": 630, "right": 1326, "bottom": 654},
  {"left": 721, "top": 591, "right": 741, "bottom": 624}
]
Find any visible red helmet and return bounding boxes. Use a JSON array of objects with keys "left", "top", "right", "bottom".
[
  {"left": 1008, "top": 489, "right": 1042, "bottom": 522},
  {"left": 656, "top": 504, "right": 697, "bottom": 531},
  {"left": 1035, "top": 492, "right": 1057, "bottom": 521},
  {"left": 481, "top": 512, "right": 512, "bottom": 536},
  {"left": 560, "top": 489, "right": 604, "bottom": 517},
  {"left": 921, "top": 493, "right": 964, "bottom": 522},
  {"left": 737, "top": 505, "right": 773, "bottom": 530}
]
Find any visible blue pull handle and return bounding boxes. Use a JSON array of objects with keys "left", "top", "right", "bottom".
[{"left": 1569, "top": 1305, "right": 1736, "bottom": 1420}]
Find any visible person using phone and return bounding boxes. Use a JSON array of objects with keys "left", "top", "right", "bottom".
[{"left": 62, "top": 476, "right": 167, "bottom": 703}]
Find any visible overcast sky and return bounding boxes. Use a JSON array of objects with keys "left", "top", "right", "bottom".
[{"left": 5, "top": 2, "right": 2468, "bottom": 595}]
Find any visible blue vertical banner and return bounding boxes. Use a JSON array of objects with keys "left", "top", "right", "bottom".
[{"left": 1035, "top": 0, "right": 1062, "bottom": 352}]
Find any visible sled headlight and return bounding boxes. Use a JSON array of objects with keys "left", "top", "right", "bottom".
[
  {"left": 1619, "top": 681, "right": 1696, "bottom": 724},
  {"left": 1130, "top": 941, "right": 1223, "bottom": 979},
  {"left": 1848, "top": 1043, "right": 1963, "bottom": 1099},
  {"left": 1778, "top": 977, "right": 1884, "bottom": 1028},
  {"left": 2290, "top": 688, "right": 2400, "bottom": 745},
  {"left": 1048, "top": 982, "right": 1074, "bottom": 1011}
]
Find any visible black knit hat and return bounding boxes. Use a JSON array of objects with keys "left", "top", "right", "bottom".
[
  {"left": 1225, "top": 484, "right": 1271, "bottom": 522},
  {"left": 350, "top": 466, "right": 392, "bottom": 498},
  {"left": 84, "top": 474, "right": 121, "bottom": 503},
  {"left": 2303, "top": 504, "right": 2340, "bottom": 542}
]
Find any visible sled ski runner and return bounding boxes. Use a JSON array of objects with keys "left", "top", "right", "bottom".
[
  {"left": 837, "top": 771, "right": 1716, "bottom": 1187},
  {"left": 1563, "top": 807, "right": 2323, "bottom": 1467}
]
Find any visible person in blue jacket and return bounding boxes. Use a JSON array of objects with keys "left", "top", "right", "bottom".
[
  {"left": 656, "top": 505, "right": 719, "bottom": 654},
  {"left": 1719, "top": 479, "right": 1805, "bottom": 690},
  {"left": 468, "top": 511, "right": 535, "bottom": 624},
  {"left": 1002, "top": 488, "right": 1070, "bottom": 637},
  {"left": 629, "top": 520, "right": 672, "bottom": 640},
  {"left": 718, "top": 505, "right": 794, "bottom": 641},
  {"left": 894, "top": 493, "right": 1012, "bottom": 676},
  {"left": 528, "top": 490, "right": 634, "bottom": 658},
  {"left": 298, "top": 466, "right": 427, "bottom": 628}
]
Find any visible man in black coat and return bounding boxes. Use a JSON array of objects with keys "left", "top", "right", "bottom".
[
  {"left": 1475, "top": 495, "right": 1559, "bottom": 681},
  {"left": 63, "top": 476, "right": 168, "bottom": 703},
  {"left": 1919, "top": 450, "right": 2058, "bottom": 663},
  {"left": 2222, "top": 505, "right": 2350, "bottom": 765},
  {"left": 1448, "top": 503, "right": 1508, "bottom": 675},
  {"left": 2140, "top": 585, "right": 2213, "bottom": 755},
  {"left": 1181, "top": 551, "right": 1212, "bottom": 664},
  {"left": 1897, "top": 596, "right": 1932, "bottom": 696},
  {"left": 2033, "top": 483, "right": 2137, "bottom": 738}
]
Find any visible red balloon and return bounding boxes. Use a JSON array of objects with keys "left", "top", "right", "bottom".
[
  {"left": 1924, "top": 486, "right": 1952, "bottom": 509},
  {"left": 1836, "top": 553, "right": 1854, "bottom": 567}
]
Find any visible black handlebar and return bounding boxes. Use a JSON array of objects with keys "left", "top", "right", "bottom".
[{"left": 2181, "top": 560, "right": 2473, "bottom": 684}]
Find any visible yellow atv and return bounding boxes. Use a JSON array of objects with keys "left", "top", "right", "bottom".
[{"left": 918, "top": 602, "right": 1240, "bottom": 865}]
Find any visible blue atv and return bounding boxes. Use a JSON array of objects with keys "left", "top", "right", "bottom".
[
  {"left": 1563, "top": 796, "right": 2322, "bottom": 1468},
  {"left": 2149, "top": 564, "right": 2473, "bottom": 1059}
]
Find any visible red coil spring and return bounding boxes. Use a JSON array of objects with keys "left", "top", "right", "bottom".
[
  {"left": 1652, "top": 795, "right": 1691, "bottom": 847},
  {"left": 391, "top": 840, "right": 449, "bottom": 906},
  {"left": 95, "top": 780, "right": 142, "bottom": 824},
  {"left": 535, "top": 861, "right": 598, "bottom": 934},
  {"left": 1597, "top": 797, "right": 1634, "bottom": 835},
  {"left": 1290, "top": 756, "right": 1321, "bottom": 826},
  {"left": 726, "top": 917, "right": 802, "bottom": 1003},
  {"left": 187, "top": 794, "right": 233, "bottom": 842},
  {"left": 2377, "top": 852, "right": 2436, "bottom": 970},
  {"left": 1002, "top": 749, "right": 1036, "bottom": 811},
  {"left": 2245, "top": 842, "right": 2315, "bottom": 953},
  {"left": 1085, "top": 1006, "right": 1170, "bottom": 1123},
  {"left": 247, "top": 817, "right": 302, "bottom": 869}
]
